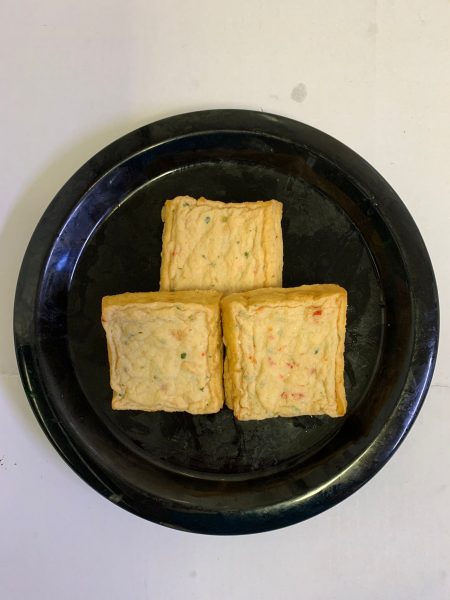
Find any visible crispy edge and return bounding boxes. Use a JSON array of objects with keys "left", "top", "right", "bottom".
[
  {"left": 159, "top": 197, "right": 179, "bottom": 290},
  {"left": 221, "top": 296, "right": 241, "bottom": 413},
  {"left": 205, "top": 297, "right": 224, "bottom": 413},
  {"left": 334, "top": 288, "right": 347, "bottom": 417},
  {"left": 221, "top": 284, "right": 348, "bottom": 419},
  {"left": 196, "top": 197, "right": 280, "bottom": 210},
  {"left": 223, "top": 354, "right": 232, "bottom": 409},
  {"left": 101, "top": 302, "right": 121, "bottom": 409},
  {"left": 222, "top": 284, "right": 346, "bottom": 306},
  {"left": 101, "top": 289, "right": 224, "bottom": 413},
  {"left": 159, "top": 200, "right": 175, "bottom": 290},
  {"left": 262, "top": 200, "right": 283, "bottom": 287},
  {"left": 102, "top": 289, "right": 221, "bottom": 310},
  {"left": 159, "top": 196, "right": 283, "bottom": 292}
]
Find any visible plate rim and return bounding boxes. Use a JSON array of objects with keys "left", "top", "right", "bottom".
[{"left": 14, "top": 109, "right": 439, "bottom": 534}]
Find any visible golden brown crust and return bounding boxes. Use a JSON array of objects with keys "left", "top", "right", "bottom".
[
  {"left": 159, "top": 196, "right": 283, "bottom": 294},
  {"left": 334, "top": 287, "right": 347, "bottom": 417},
  {"left": 221, "top": 284, "right": 346, "bottom": 307},
  {"left": 222, "top": 354, "right": 233, "bottom": 410},
  {"left": 160, "top": 200, "right": 175, "bottom": 289},
  {"left": 102, "top": 289, "right": 221, "bottom": 311},
  {"left": 221, "top": 301, "right": 240, "bottom": 412},
  {"left": 101, "top": 290, "right": 223, "bottom": 414},
  {"left": 221, "top": 284, "right": 347, "bottom": 420}
]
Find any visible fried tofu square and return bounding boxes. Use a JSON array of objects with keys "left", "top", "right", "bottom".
[
  {"left": 101, "top": 290, "right": 223, "bottom": 414},
  {"left": 160, "top": 196, "right": 283, "bottom": 294},
  {"left": 221, "top": 285, "right": 347, "bottom": 420}
]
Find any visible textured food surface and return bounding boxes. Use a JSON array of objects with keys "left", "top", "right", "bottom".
[
  {"left": 67, "top": 158, "right": 383, "bottom": 474},
  {"left": 222, "top": 285, "right": 347, "bottom": 420},
  {"left": 160, "top": 196, "right": 283, "bottom": 294},
  {"left": 102, "top": 291, "right": 223, "bottom": 414}
]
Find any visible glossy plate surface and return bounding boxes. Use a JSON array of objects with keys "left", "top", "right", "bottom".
[{"left": 14, "top": 110, "right": 439, "bottom": 534}]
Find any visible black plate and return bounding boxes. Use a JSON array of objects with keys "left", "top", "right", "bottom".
[{"left": 14, "top": 110, "right": 439, "bottom": 534}]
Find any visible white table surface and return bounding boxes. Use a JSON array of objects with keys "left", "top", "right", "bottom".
[{"left": 1, "top": 1, "right": 449, "bottom": 598}]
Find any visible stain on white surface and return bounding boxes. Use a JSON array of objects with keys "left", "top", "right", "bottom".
[
  {"left": 367, "top": 21, "right": 378, "bottom": 37},
  {"left": 290, "top": 83, "right": 307, "bottom": 103}
]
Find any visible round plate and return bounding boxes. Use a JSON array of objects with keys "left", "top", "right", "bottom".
[{"left": 14, "top": 110, "right": 439, "bottom": 534}]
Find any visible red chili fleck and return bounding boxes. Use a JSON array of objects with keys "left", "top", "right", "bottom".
[
  {"left": 313, "top": 309, "right": 322, "bottom": 316},
  {"left": 201, "top": 352, "right": 205, "bottom": 357},
  {"left": 268, "top": 357, "right": 276, "bottom": 367},
  {"left": 281, "top": 392, "right": 288, "bottom": 400}
]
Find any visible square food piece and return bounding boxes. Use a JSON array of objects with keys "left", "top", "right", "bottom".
[
  {"left": 101, "top": 290, "right": 223, "bottom": 414},
  {"left": 222, "top": 285, "right": 347, "bottom": 420},
  {"left": 160, "top": 196, "right": 283, "bottom": 294}
]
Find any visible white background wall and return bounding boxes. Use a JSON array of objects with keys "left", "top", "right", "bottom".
[{"left": 1, "top": 1, "right": 449, "bottom": 598}]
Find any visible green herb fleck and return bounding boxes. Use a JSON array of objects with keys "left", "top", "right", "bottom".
[
  {"left": 244, "top": 251, "right": 250, "bottom": 258},
  {"left": 201, "top": 254, "right": 207, "bottom": 259},
  {"left": 180, "top": 352, "right": 187, "bottom": 359},
  {"left": 236, "top": 240, "right": 240, "bottom": 244},
  {"left": 204, "top": 216, "right": 211, "bottom": 224},
  {"left": 314, "top": 348, "right": 319, "bottom": 354},
  {"left": 199, "top": 387, "right": 204, "bottom": 392},
  {"left": 182, "top": 202, "right": 189, "bottom": 207},
  {"left": 221, "top": 216, "right": 229, "bottom": 222}
]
